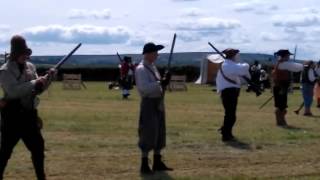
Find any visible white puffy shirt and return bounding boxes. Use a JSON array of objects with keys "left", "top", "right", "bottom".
[
  {"left": 216, "top": 59, "right": 251, "bottom": 92},
  {"left": 277, "top": 61, "right": 303, "bottom": 72}
]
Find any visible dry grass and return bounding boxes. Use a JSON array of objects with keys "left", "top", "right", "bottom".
[{"left": 3, "top": 82, "right": 320, "bottom": 180}]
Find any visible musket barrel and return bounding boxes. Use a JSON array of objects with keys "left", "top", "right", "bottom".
[
  {"left": 208, "top": 42, "right": 226, "bottom": 59},
  {"left": 167, "top": 33, "right": 177, "bottom": 69},
  {"left": 54, "top": 43, "right": 82, "bottom": 70},
  {"left": 116, "top": 52, "right": 123, "bottom": 62}
]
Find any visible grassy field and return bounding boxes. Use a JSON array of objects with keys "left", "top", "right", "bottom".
[{"left": 3, "top": 82, "right": 320, "bottom": 180}]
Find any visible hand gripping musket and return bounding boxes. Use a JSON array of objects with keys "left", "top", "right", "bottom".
[
  {"left": 44, "top": 43, "right": 82, "bottom": 81},
  {"left": 207, "top": 42, "right": 262, "bottom": 97},
  {"left": 29, "top": 43, "right": 81, "bottom": 115},
  {"left": 162, "top": 33, "right": 177, "bottom": 95}
]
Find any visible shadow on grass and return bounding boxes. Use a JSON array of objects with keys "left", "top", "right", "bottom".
[
  {"left": 307, "top": 115, "right": 320, "bottom": 118},
  {"left": 281, "top": 125, "right": 306, "bottom": 131},
  {"left": 223, "top": 139, "right": 252, "bottom": 151},
  {"left": 141, "top": 171, "right": 174, "bottom": 180}
]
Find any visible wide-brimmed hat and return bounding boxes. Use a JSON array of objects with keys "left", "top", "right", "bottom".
[
  {"left": 10, "top": 35, "right": 32, "bottom": 56},
  {"left": 275, "top": 49, "right": 293, "bottom": 57},
  {"left": 222, "top": 48, "right": 240, "bottom": 58},
  {"left": 142, "top": 42, "right": 164, "bottom": 54}
]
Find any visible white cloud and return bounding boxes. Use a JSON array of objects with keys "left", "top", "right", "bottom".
[
  {"left": 0, "top": 25, "right": 10, "bottom": 31},
  {"left": 178, "top": 31, "right": 202, "bottom": 42},
  {"left": 260, "top": 28, "right": 307, "bottom": 43},
  {"left": 294, "top": 7, "right": 319, "bottom": 14},
  {"left": 174, "top": 17, "right": 241, "bottom": 31},
  {"left": 260, "top": 32, "right": 283, "bottom": 41},
  {"left": 272, "top": 7, "right": 320, "bottom": 28},
  {"left": 233, "top": 0, "right": 278, "bottom": 14},
  {"left": 180, "top": 8, "right": 203, "bottom": 17},
  {"left": 234, "top": 2, "right": 255, "bottom": 12},
  {"left": 0, "top": 25, "right": 10, "bottom": 46},
  {"left": 273, "top": 14, "right": 320, "bottom": 27},
  {"left": 68, "top": 9, "right": 111, "bottom": 20},
  {"left": 172, "top": 0, "right": 200, "bottom": 2},
  {"left": 22, "top": 24, "right": 131, "bottom": 44}
]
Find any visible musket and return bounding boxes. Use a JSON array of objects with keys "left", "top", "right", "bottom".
[
  {"left": 45, "top": 43, "right": 82, "bottom": 80},
  {"left": 34, "top": 43, "right": 81, "bottom": 100},
  {"left": 208, "top": 42, "right": 226, "bottom": 60},
  {"left": 259, "top": 95, "right": 274, "bottom": 110},
  {"left": 167, "top": 33, "right": 177, "bottom": 71},
  {"left": 116, "top": 52, "right": 123, "bottom": 63},
  {"left": 207, "top": 42, "right": 261, "bottom": 96},
  {"left": 294, "top": 102, "right": 304, "bottom": 115},
  {"left": 292, "top": 45, "right": 304, "bottom": 113},
  {"left": 162, "top": 33, "right": 177, "bottom": 94}
]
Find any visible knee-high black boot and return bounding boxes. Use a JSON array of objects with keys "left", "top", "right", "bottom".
[
  {"left": 140, "top": 157, "right": 153, "bottom": 174},
  {"left": 152, "top": 154, "right": 173, "bottom": 171}
]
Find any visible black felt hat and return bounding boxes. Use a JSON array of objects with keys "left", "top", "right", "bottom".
[
  {"left": 143, "top": 42, "right": 164, "bottom": 54},
  {"left": 10, "top": 35, "right": 32, "bottom": 56},
  {"left": 275, "top": 49, "right": 293, "bottom": 57}
]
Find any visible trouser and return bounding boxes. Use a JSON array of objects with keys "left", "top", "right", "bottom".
[
  {"left": 273, "top": 85, "right": 289, "bottom": 111},
  {"left": 138, "top": 97, "right": 166, "bottom": 153},
  {"left": 220, "top": 88, "right": 240, "bottom": 137},
  {"left": 0, "top": 102, "right": 45, "bottom": 180},
  {"left": 302, "top": 83, "right": 314, "bottom": 108},
  {"left": 121, "top": 77, "right": 133, "bottom": 97}
]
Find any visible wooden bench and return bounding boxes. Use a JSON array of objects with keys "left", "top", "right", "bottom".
[
  {"left": 168, "top": 75, "right": 187, "bottom": 91},
  {"left": 63, "top": 74, "right": 83, "bottom": 90}
]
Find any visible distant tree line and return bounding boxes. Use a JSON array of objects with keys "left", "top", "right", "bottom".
[{"left": 36, "top": 66, "right": 200, "bottom": 82}]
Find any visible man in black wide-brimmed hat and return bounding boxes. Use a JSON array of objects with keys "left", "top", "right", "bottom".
[
  {"left": 272, "top": 49, "right": 303, "bottom": 127},
  {"left": 135, "top": 42, "right": 173, "bottom": 174},
  {"left": 0, "top": 35, "right": 55, "bottom": 180}
]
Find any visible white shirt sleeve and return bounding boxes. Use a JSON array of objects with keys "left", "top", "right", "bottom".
[
  {"left": 231, "top": 63, "right": 251, "bottom": 78},
  {"left": 308, "top": 69, "right": 316, "bottom": 82},
  {"left": 278, "top": 62, "right": 304, "bottom": 72}
]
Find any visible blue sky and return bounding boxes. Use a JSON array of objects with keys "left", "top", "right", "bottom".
[{"left": 0, "top": 0, "right": 319, "bottom": 59}]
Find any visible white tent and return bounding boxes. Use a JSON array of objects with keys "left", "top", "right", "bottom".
[{"left": 195, "top": 54, "right": 224, "bottom": 84}]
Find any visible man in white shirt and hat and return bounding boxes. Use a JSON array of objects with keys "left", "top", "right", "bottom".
[{"left": 216, "top": 48, "right": 251, "bottom": 142}]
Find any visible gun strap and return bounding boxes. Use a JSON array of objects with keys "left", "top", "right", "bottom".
[
  {"left": 219, "top": 63, "right": 237, "bottom": 85},
  {"left": 143, "top": 64, "right": 160, "bottom": 81}
]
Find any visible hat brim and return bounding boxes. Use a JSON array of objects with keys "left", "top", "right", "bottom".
[
  {"left": 155, "top": 45, "right": 164, "bottom": 51},
  {"left": 23, "top": 48, "right": 32, "bottom": 56},
  {"left": 142, "top": 44, "right": 164, "bottom": 54},
  {"left": 278, "top": 53, "right": 293, "bottom": 57},
  {"left": 12, "top": 48, "right": 32, "bottom": 56}
]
